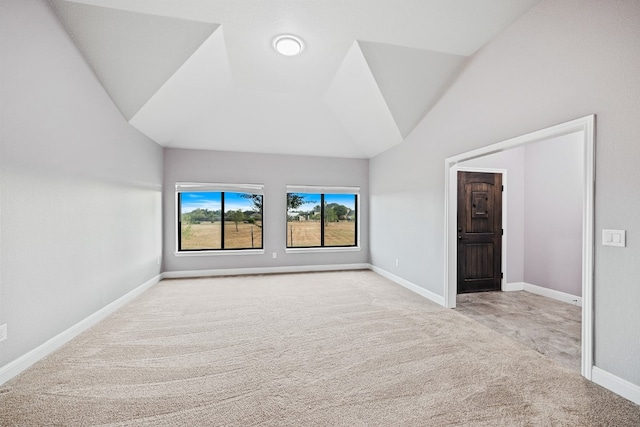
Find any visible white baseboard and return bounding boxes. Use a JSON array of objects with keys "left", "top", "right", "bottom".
[
  {"left": 370, "top": 265, "right": 446, "bottom": 307},
  {"left": 592, "top": 366, "right": 640, "bottom": 406},
  {"left": 503, "top": 282, "right": 581, "bottom": 308},
  {"left": 522, "top": 282, "right": 582, "bottom": 307},
  {"left": 0, "top": 274, "right": 162, "bottom": 387},
  {"left": 162, "top": 263, "right": 371, "bottom": 279},
  {"left": 165, "top": 263, "right": 447, "bottom": 308},
  {"left": 503, "top": 282, "right": 525, "bottom": 292}
]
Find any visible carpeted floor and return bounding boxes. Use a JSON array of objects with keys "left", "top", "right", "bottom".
[{"left": 1, "top": 270, "right": 639, "bottom": 426}]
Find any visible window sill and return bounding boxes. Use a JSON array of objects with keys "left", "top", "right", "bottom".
[
  {"left": 174, "top": 249, "right": 265, "bottom": 257},
  {"left": 285, "top": 246, "right": 361, "bottom": 254}
]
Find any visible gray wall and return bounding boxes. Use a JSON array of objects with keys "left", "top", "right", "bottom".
[
  {"left": 163, "top": 148, "right": 369, "bottom": 272},
  {"left": 370, "top": 0, "right": 640, "bottom": 385},
  {"left": 0, "top": 0, "right": 163, "bottom": 367},
  {"left": 524, "top": 133, "right": 583, "bottom": 296}
]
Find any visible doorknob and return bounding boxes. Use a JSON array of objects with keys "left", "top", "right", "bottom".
[{"left": 458, "top": 235, "right": 465, "bottom": 240}]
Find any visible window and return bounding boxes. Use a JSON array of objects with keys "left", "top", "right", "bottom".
[
  {"left": 176, "top": 183, "right": 263, "bottom": 252},
  {"left": 286, "top": 186, "right": 358, "bottom": 248}
]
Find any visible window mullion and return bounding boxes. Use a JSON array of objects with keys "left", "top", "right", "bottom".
[
  {"left": 320, "top": 193, "right": 325, "bottom": 247},
  {"left": 221, "top": 192, "right": 225, "bottom": 250}
]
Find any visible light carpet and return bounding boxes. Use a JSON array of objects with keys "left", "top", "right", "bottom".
[{"left": 1, "top": 270, "right": 639, "bottom": 426}]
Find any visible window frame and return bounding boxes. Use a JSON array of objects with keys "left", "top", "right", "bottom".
[
  {"left": 175, "top": 182, "right": 265, "bottom": 255},
  {"left": 285, "top": 185, "right": 360, "bottom": 252}
]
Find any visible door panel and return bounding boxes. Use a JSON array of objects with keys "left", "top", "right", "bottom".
[
  {"left": 464, "top": 243, "right": 494, "bottom": 279},
  {"left": 457, "top": 172, "right": 502, "bottom": 293}
]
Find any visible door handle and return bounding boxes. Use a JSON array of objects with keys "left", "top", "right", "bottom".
[{"left": 458, "top": 235, "right": 465, "bottom": 240}]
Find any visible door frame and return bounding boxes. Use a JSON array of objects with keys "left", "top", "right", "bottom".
[
  {"left": 455, "top": 168, "right": 508, "bottom": 294},
  {"left": 443, "top": 115, "right": 595, "bottom": 380}
]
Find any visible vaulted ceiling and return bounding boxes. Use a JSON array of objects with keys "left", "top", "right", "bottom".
[{"left": 50, "top": 0, "right": 540, "bottom": 158}]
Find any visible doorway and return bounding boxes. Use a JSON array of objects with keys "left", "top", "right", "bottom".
[
  {"left": 457, "top": 171, "right": 503, "bottom": 293},
  {"left": 443, "top": 115, "right": 595, "bottom": 380}
]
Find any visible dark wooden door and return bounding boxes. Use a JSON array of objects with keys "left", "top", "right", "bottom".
[{"left": 457, "top": 171, "right": 502, "bottom": 293}]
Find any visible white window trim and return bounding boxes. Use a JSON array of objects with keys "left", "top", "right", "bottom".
[
  {"left": 285, "top": 247, "right": 361, "bottom": 254},
  {"left": 174, "top": 249, "right": 265, "bottom": 257},
  {"left": 176, "top": 182, "right": 264, "bottom": 194},
  {"left": 286, "top": 184, "right": 359, "bottom": 194}
]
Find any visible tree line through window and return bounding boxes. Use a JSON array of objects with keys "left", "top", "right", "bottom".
[{"left": 287, "top": 192, "right": 357, "bottom": 248}]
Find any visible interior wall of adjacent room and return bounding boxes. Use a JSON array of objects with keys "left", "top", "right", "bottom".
[
  {"left": 0, "top": 0, "right": 163, "bottom": 368},
  {"left": 163, "top": 148, "right": 369, "bottom": 273},
  {"left": 369, "top": 0, "right": 640, "bottom": 386},
  {"left": 523, "top": 132, "right": 583, "bottom": 297}
]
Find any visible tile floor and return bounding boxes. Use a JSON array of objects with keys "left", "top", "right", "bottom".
[{"left": 455, "top": 291, "right": 581, "bottom": 372}]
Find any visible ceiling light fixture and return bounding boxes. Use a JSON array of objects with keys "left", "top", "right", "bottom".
[{"left": 273, "top": 34, "right": 304, "bottom": 56}]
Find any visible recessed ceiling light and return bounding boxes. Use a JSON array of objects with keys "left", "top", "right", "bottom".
[{"left": 273, "top": 34, "right": 304, "bottom": 56}]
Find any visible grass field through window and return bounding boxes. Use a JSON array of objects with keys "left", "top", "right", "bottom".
[
  {"left": 181, "top": 221, "right": 262, "bottom": 250},
  {"left": 287, "top": 220, "right": 355, "bottom": 247}
]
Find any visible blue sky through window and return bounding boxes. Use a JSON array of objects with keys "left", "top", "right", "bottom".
[{"left": 181, "top": 192, "right": 259, "bottom": 213}]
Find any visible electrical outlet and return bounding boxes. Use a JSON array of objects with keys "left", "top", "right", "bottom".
[
  {"left": 395, "top": 258, "right": 399, "bottom": 267},
  {"left": 0, "top": 324, "right": 7, "bottom": 342},
  {"left": 272, "top": 252, "right": 277, "bottom": 259},
  {"left": 602, "top": 229, "right": 626, "bottom": 247}
]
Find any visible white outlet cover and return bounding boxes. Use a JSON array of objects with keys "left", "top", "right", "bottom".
[
  {"left": 602, "top": 229, "right": 626, "bottom": 247},
  {"left": 0, "top": 324, "right": 7, "bottom": 342}
]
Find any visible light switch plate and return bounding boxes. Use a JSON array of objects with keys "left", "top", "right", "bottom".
[{"left": 602, "top": 229, "right": 626, "bottom": 247}]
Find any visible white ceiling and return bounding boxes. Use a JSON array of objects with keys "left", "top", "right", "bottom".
[{"left": 50, "top": 0, "right": 541, "bottom": 159}]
